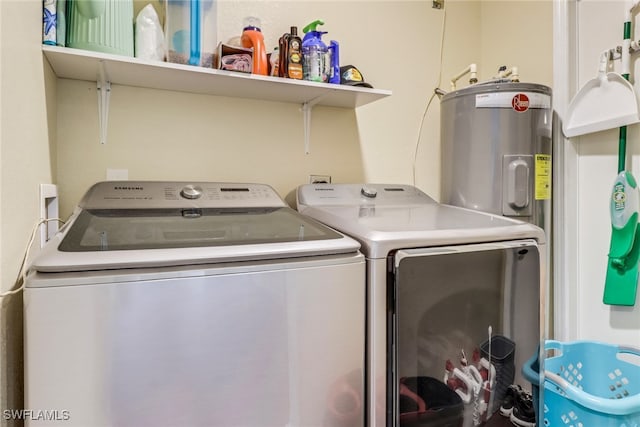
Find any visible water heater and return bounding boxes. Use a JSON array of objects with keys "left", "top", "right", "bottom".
[{"left": 440, "top": 82, "right": 552, "bottom": 232}]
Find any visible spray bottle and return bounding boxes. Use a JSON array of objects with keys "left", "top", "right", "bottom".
[{"left": 302, "top": 19, "right": 328, "bottom": 82}]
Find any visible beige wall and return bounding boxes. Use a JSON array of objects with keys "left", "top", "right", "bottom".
[
  {"left": 0, "top": 0, "right": 552, "bottom": 419},
  {"left": 480, "top": 0, "right": 553, "bottom": 87},
  {"left": 1, "top": 1, "right": 57, "bottom": 422}
]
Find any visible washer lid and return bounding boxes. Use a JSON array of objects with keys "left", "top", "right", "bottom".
[
  {"left": 297, "top": 184, "right": 545, "bottom": 258},
  {"left": 59, "top": 206, "right": 348, "bottom": 251},
  {"left": 32, "top": 182, "right": 361, "bottom": 272}
]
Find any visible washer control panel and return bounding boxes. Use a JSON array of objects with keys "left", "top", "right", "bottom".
[
  {"left": 180, "top": 184, "right": 203, "bottom": 200},
  {"left": 360, "top": 186, "right": 378, "bottom": 198},
  {"left": 79, "top": 181, "right": 287, "bottom": 209}
]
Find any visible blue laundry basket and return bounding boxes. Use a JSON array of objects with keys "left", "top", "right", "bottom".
[{"left": 543, "top": 340, "right": 640, "bottom": 427}]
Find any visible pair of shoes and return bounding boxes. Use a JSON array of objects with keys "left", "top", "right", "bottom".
[
  {"left": 499, "top": 384, "right": 522, "bottom": 417},
  {"left": 509, "top": 392, "right": 536, "bottom": 427}
]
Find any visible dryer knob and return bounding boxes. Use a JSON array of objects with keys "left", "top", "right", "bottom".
[
  {"left": 361, "top": 186, "right": 378, "bottom": 198},
  {"left": 180, "top": 185, "right": 203, "bottom": 200}
]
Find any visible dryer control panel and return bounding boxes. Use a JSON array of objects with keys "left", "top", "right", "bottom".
[
  {"left": 297, "top": 183, "right": 437, "bottom": 207},
  {"left": 78, "top": 181, "right": 287, "bottom": 209}
]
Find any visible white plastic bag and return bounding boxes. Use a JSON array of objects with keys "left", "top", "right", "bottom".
[{"left": 135, "top": 4, "right": 165, "bottom": 61}]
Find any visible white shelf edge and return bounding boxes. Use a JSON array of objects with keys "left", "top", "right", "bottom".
[{"left": 42, "top": 45, "right": 391, "bottom": 109}]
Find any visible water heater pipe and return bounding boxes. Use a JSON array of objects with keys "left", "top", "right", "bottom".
[
  {"left": 496, "top": 66, "right": 520, "bottom": 82},
  {"left": 450, "top": 63, "right": 478, "bottom": 90}
]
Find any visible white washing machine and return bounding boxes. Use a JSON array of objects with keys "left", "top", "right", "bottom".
[
  {"left": 297, "top": 183, "right": 547, "bottom": 427},
  {"left": 25, "top": 181, "right": 365, "bottom": 427}
]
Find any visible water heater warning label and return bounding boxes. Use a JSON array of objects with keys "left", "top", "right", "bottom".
[
  {"left": 476, "top": 92, "right": 551, "bottom": 110},
  {"left": 535, "top": 154, "right": 551, "bottom": 200}
]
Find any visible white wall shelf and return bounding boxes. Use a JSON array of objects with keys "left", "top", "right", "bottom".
[{"left": 42, "top": 45, "right": 391, "bottom": 108}]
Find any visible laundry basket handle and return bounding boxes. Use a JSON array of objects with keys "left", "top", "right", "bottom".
[
  {"left": 545, "top": 340, "right": 564, "bottom": 350},
  {"left": 544, "top": 340, "right": 640, "bottom": 357},
  {"left": 544, "top": 339, "right": 564, "bottom": 357},
  {"left": 544, "top": 368, "right": 640, "bottom": 416},
  {"left": 618, "top": 344, "right": 640, "bottom": 356}
]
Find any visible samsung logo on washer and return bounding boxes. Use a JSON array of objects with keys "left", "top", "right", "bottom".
[{"left": 114, "top": 186, "right": 144, "bottom": 191}]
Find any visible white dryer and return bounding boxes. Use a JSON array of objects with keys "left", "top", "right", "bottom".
[
  {"left": 25, "top": 181, "right": 365, "bottom": 427},
  {"left": 297, "top": 183, "right": 546, "bottom": 427}
]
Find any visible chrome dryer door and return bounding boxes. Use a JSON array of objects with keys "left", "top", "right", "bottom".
[{"left": 391, "top": 239, "right": 540, "bottom": 427}]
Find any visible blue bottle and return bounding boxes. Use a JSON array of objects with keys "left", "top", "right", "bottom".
[
  {"left": 302, "top": 20, "right": 328, "bottom": 83},
  {"left": 328, "top": 40, "right": 340, "bottom": 84}
]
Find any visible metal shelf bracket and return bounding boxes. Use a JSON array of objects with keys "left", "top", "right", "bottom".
[
  {"left": 301, "top": 92, "right": 331, "bottom": 154},
  {"left": 97, "top": 60, "right": 111, "bottom": 144}
]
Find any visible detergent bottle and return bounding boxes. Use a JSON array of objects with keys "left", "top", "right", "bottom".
[
  {"left": 241, "top": 16, "right": 268, "bottom": 75},
  {"left": 302, "top": 19, "right": 328, "bottom": 82}
]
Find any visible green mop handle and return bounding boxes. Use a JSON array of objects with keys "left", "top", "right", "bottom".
[
  {"left": 620, "top": 20, "right": 632, "bottom": 173},
  {"left": 619, "top": 126, "right": 627, "bottom": 174}
]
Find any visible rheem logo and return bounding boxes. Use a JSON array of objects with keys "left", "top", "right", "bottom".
[{"left": 512, "top": 93, "right": 530, "bottom": 112}]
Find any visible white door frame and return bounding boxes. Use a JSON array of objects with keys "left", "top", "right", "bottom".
[{"left": 552, "top": 0, "right": 580, "bottom": 341}]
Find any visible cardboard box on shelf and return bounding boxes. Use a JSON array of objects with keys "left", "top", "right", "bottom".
[{"left": 216, "top": 43, "right": 252, "bottom": 73}]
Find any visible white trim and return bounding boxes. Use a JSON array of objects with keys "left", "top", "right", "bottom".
[{"left": 553, "top": 0, "right": 580, "bottom": 341}]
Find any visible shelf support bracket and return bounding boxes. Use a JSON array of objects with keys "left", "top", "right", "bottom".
[
  {"left": 301, "top": 92, "right": 332, "bottom": 154},
  {"left": 97, "top": 61, "right": 111, "bottom": 145}
]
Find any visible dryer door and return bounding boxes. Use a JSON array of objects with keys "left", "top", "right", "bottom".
[{"left": 391, "top": 240, "right": 541, "bottom": 427}]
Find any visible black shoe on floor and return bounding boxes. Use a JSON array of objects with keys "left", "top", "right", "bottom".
[
  {"left": 509, "top": 389, "right": 536, "bottom": 427},
  {"left": 499, "top": 384, "right": 521, "bottom": 417}
]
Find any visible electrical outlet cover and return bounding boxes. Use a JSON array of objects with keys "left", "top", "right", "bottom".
[{"left": 309, "top": 175, "right": 332, "bottom": 184}]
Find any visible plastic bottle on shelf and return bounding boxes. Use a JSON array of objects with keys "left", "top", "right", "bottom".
[
  {"left": 269, "top": 47, "right": 279, "bottom": 77},
  {"left": 165, "top": 0, "right": 217, "bottom": 67},
  {"left": 302, "top": 19, "right": 328, "bottom": 82},
  {"left": 286, "top": 26, "right": 303, "bottom": 80},
  {"left": 278, "top": 30, "right": 289, "bottom": 77},
  {"left": 328, "top": 40, "right": 340, "bottom": 84},
  {"left": 241, "top": 16, "right": 268, "bottom": 75}
]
